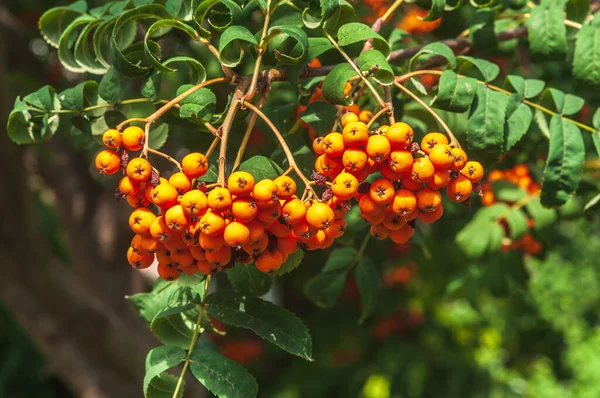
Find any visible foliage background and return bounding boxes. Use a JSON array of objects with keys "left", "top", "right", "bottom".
[{"left": 2, "top": 0, "right": 600, "bottom": 397}]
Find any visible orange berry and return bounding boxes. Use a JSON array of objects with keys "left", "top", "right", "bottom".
[
  {"left": 323, "top": 132, "right": 345, "bottom": 157},
  {"left": 200, "top": 232, "right": 225, "bottom": 252},
  {"left": 129, "top": 208, "right": 156, "bottom": 235},
  {"left": 369, "top": 179, "right": 395, "bottom": 205},
  {"left": 420, "top": 132, "right": 448, "bottom": 154},
  {"left": 165, "top": 204, "right": 188, "bottom": 231},
  {"left": 428, "top": 169, "right": 450, "bottom": 189},
  {"left": 370, "top": 224, "right": 389, "bottom": 240},
  {"left": 416, "top": 188, "right": 442, "bottom": 212},
  {"left": 488, "top": 170, "right": 504, "bottom": 182},
  {"left": 324, "top": 218, "right": 347, "bottom": 239},
  {"left": 255, "top": 250, "right": 284, "bottom": 273},
  {"left": 328, "top": 196, "right": 350, "bottom": 218},
  {"left": 268, "top": 219, "right": 292, "bottom": 238},
  {"left": 359, "top": 110, "right": 373, "bottom": 124},
  {"left": 392, "top": 189, "right": 417, "bottom": 216},
  {"left": 190, "top": 246, "right": 206, "bottom": 261},
  {"left": 95, "top": 150, "right": 120, "bottom": 175},
  {"left": 152, "top": 183, "right": 179, "bottom": 208},
  {"left": 386, "top": 122, "right": 414, "bottom": 149},
  {"left": 231, "top": 196, "right": 258, "bottom": 223},
  {"left": 127, "top": 247, "right": 154, "bottom": 269},
  {"left": 389, "top": 225, "right": 414, "bottom": 244},
  {"left": 359, "top": 194, "right": 381, "bottom": 216},
  {"left": 127, "top": 189, "right": 151, "bottom": 208},
  {"left": 366, "top": 134, "right": 391, "bottom": 163},
  {"left": 513, "top": 164, "right": 529, "bottom": 177},
  {"left": 157, "top": 263, "right": 181, "bottom": 281},
  {"left": 383, "top": 214, "right": 407, "bottom": 231},
  {"left": 446, "top": 175, "right": 473, "bottom": 202},
  {"left": 119, "top": 176, "right": 140, "bottom": 196},
  {"left": 131, "top": 235, "right": 146, "bottom": 254},
  {"left": 319, "top": 154, "right": 344, "bottom": 178},
  {"left": 150, "top": 216, "right": 174, "bottom": 242},
  {"left": 181, "top": 152, "right": 208, "bottom": 178},
  {"left": 274, "top": 176, "right": 296, "bottom": 200},
  {"left": 205, "top": 245, "right": 232, "bottom": 267},
  {"left": 343, "top": 82, "right": 353, "bottom": 97},
  {"left": 163, "top": 236, "right": 187, "bottom": 253},
  {"left": 342, "top": 148, "right": 368, "bottom": 172},
  {"left": 196, "top": 260, "right": 214, "bottom": 275},
  {"left": 102, "top": 129, "right": 122, "bottom": 148},
  {"left": 341, "top": 112, "right": 359, "bottom": 128},
  {"left": 362, "top": 210, "right": 386, "bottom": 225},
  {"left": 140, "top": 235, "right": 160, "bottom": 252},
  {"left": 207, "top": 187, "right": 232, "bottom": 212},
  {"left": 126, "top": 158, "right": 152, "bottom": 182},
  {"left": 461, "top": 161, "right": 484, "bottom": 183},
  {"left": 312, "top": 137, "right": 325, "bottom": 154},
  {"left": 302, "top": 230, "right": 327, "bottom": 251},
  {"left": 168, "top": 172, "right": 192, "bottom": 196},
  {"left": 242, "top": 234, "right": 269, "bottom": 256},
  {"left": 228, "top": 171, "right": 255, "bottom": 196},
  {"left": 171, "top": 249, "right": 195, "bottom": 268},
  {"left": 418, "top": 205, "right": 444, "bottom": 223},
  {"left": 121, "top": 126, "right": 145, "bottom": 151},
  {"left": 277, "top": 233, "right": 299, "bottom": 255},
  {"left": 450, "top": 148, "right": 468, "bottom": 171},
  {"left": 282, "top": 198, "right": 307, "bottom": 225},
  {"left": 246, "top": 220, "right": 265, "bottom": 244},
  {"left": 182, "top": 222, "right": 200, "bottom": 246},
  {"left": 306, "top": 202, "right": 335, "bottom": 230},
  {"left": 180, "top": 189, "right": 208, "bottom": 218},
  {"left": 380, "top": 163, "right": 404, "bottom": 181},
  {"left": 400, "top": 175, "right": 423, "bottom": 191},
  {"left": 410, "top": 157, "right": 435, "bottom": 183},
  {"left": 178, "top": 263, "right": 199, "bottom": 276},
  {"left": 256, "top": 202, "right": 282, "bottom": 225},
  {"left": 253, "top": 179, "right": 278, "bottom": 207},
  {"left": 332, "top": 172, "right": 359, "bottom": 200},
  {"left": 199, "top": 210, "right": 226, "bottom": 236},
  {"left": 342, "top": 121, "right": 369, "bottom": 147},
  {"left": 428, "top": 144, "right": 454, "bottom": 170},
  {"left": 224, "top": 221, "right": 250, "bottom": 247},
  {"left": 388, "top": 150, "right": 413, "bottom": 174}
]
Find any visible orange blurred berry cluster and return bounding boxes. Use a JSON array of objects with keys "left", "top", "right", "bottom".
[
  {"left": 482, "top": 164, "right": 543, "bottom": 255},
  {"left": 95, "top": 125, "right": 355, "bottom": 280},
  {"left": 396, "top": 7, "right": 442, "bottom": 35},
  {"left": 312, "top": 111, "right": 484, "bottom": 244}
]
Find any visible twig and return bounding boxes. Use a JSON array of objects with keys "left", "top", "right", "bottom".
[
  {"left": 203, "top": 121, "right": 219, "bottom": 137},
  {"left": 205, "top": 136, "right": 220, "bottom": 159},
  {"left": 367, "top": 107, "right": 390, "bottom": 128},
  {"left": 233, "top": 96, "right": 267, "bottom": 170},
  {"left": 147, "top": 148, "right": 182, "bottom": 171},
  {"left": 217, "top": 88, "right": 246, "bottom": 184}
]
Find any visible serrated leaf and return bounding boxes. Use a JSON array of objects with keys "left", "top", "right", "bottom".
[
  {"left": 541, "top": 115, "right": 585, "bottom": 207},
  {"left": 266, "top": 25, "right": 309, "bottom": 65},
  {"left": 527, "top": 2, "right": 568, "bottom": 59},
  {"left": 304, "top": 266, "right": 348, "bottom": 308},
  {"left": 526, "top": 197, "right": 557, "bottom": 228},
  {"left": 323, "top": 0, "right": 355, "bottom": 33},
  {"left": 151, "top": 303, "right": 197, "bottom": 348},
  {"left": 146, "top": 374, "right": 184, "bottom": 398},
  {"left": 24, "top": 86, "right": 60, "bottom": 112},
  {"left": 74, "top": 20, "right": 108, "bottom": 74},
  {"left": 456, "top": 203, "right": 509, "bottom": 258},
  {"left": 144, "top": 345, "right": 186, "bottom": 397},
  {"left": 323, "top": 247, "right": 357, "bottom": 271},
  {"left": 355, "top": 257, "right": 379, "bottom": 323},
  {"left": 177, "top": 86, "right": 217, "bottom": 121},
  {"left": 189, "top": 348, "right": 258, "bottom": 398},
  {"left": 195, "top": 0, "right": 242, "bottom": 36},
  {"left": 143, "top": 56, "right": 207, "bottom": 101},
  {"left": 504, "top": 75, "right": 546, "bottom": 99},
  {"left": 7, "top": 106, "right": 35, "bottom": 145},
  {"left": 99, "top": 67, "right": 126, "bottom": 105},
  {"left": 539, "top": 88, "right": 585, "bottom": 116},
  {"left": 469, "top": 9, "right": 497, "bottom": 49},
  {"left": 506, "top": 208, "right": 528, "bottom": 240},
  {"left": 145, "top": 19, "right": 198, "bottom": 73},
  {"left": 337, "top": 23, "right": 390, "bottom": 57},
  {"left": 59, "top": 81, "right": 100, "bottom": 113},
  {"left": 357, "top": 50, "right": 394, "bottom": 85},
  {"left": 226, "top": 264, "right": 273, "bottom": 297},
  {"left": 238, "top": 156, "right": 284, "bottom": 180},
  {"left": 409, "top": 42, "right": 456, "bottom": 71},
  {"left": 322, "top": 63, "right": 357, "bottom": 105},
  {"left": 57, "top": 15, "right": 96, "bottom": 74},
  {"left": 300, "top": 102, "right": 338, "bottom": 135},
  {"left": 432, "top": 70, "right": 477, "bottom": 113},
  {"left": 271, "top": 249, "right": 304, "bottom": 276},
  {"left": 467, "top": 85, "right": 509, "bottom": 163},
  {"left": 534, "top": 109, "right": 551, "bottom": 139},
  {"left": 422, "top": 0, "right": 445, "bottom": 22},
  {"left": 205, "top": 291, "right": 313, "bottom": 360},
  {"left": 492, "top": 180, "right": 527, "bottom": 202},
  {"left": 149, "top": 124, "right": 169, "bottom": 150},
  {"left": 456, "top": 56, "right": 499, "bottom": 82},
  {"left": 218, "top": 25, "right": 258, "bottom": 68},
  {"left": 504, "top": 94, "right": 533, "bottom": 151},
  {"left": 127, "top": 282, "right": 181, "bottom": 324},
  {"left": 574, "top": 25, "right": 600, "bottom": 85},
  {"left": 38, "top": 5, "right": 85, "bottom": 48},
  {"left": 302, "top": 0, "right": 338, "bottom": 29}
]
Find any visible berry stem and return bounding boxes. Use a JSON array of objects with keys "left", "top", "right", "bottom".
[
  {"left": 206, "top": 136, "right": 220, "bottom": 160},
  {"left": 217, "top": 90, "right": 245, "bottom": 185},
  {"left": 366, "top": 107, "right": 390, "bottom": 128},
  {"left": 239, "top": 99, "right": 317, "bottom": 198},
  {"left": 233, "top": 95, "right": 267, "bottom": 170},
  {"left": 244, "top": 0, "right": 274, "bottom": 101},
  {"left": 116, "top": 118, "right": 149, "bottom": 131},
  {"left": 393, "top": 80, "right": 461, "bottom": 148},
  {"left": 172, "top": 275, "right": 212, "bottom": 398},
  {"left": 147, "top": 148, "right": 182, "bottom": 171}
]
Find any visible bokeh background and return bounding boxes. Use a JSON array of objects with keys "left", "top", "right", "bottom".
[{"left": 2, "top": 1, "right": 600, "bottom": 397}]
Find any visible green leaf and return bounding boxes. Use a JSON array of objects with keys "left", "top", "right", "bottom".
[
  {"left": 302, "top": 0, "right": 338, "bottom": 29},
  {"left": 300, "top": 102, "right": 338, "bottom": 135},
  {"left": 526, "top": 198, "right": 557, "bottom": 229},
  {"left": 584, "top": 192, "right": 600, "bottom": 212},
  {"left": 304, "top": 267, "right": 348, "bottom": 308},
  {"left": 456, "top": 56, "right": 499, "bottom": 82},
  {"left": 24, "top": 86, "right": 60, "bottom": 112},
  {"left": 127, "top": 282, "right": 181, "bottom": 324},
  {"left": 271, "top": 249, "right": 304, "bottom": 276},
  {"left": 143, "top": 56, "right": 207, "bottom": 101},
  {"left": 177, "top": 86, "right": 217, "bottom": 121},
  {"left": 456, "top": 203, "right": 509, "bottom": 258},
  {"left": 566, "top": 0, "right": 590, "bottom": 23},
  {"left": 146, "top": 374, "right": 184, "bottom": 398},
  {"left": 266, "top": 25, "right": 309, "bottom": 65},
  {"left": 534, "top": 109, "right": 551, "bottom": 139},
  {"left": 7, "top": 103, "right": 35, "bottom": 145},
  {"left": 321, "top": 63, "right": 357, "bottom": 105},
  {"left": 218, "top": 25, "right": 259, "bottom": 67},
  {"left": 323, "top": 247, "right": 357, "bottom": 271},
  {"left": 539, "top": 88, "right": 585, "bottom": 116},
  {"left": 492, "top": 180, "right": 527, "bottom": 202},
  {"left": 144, "top": 345, "right": 186, "bottom": 398},
  {"left": 59, "top": 81, "right": 100, "bottom": 113},
  {"left": 541, "top": 115, "right": 585, "bottom": 207},
  {"left": 469, "top": 9, "right": 497, "bottom": 49},
  {"left": 504, "top": 94, "right": 533, "bottom": 151},
  {"left": 195, "top": 0, "right": 242, "bottom": 36},
  {"left": 189, "top": 348, "right": 258, "bottom": 398},
  {"left": 337, "top": 23, "right": 390, "bottom": 57},
  {"left": 226, "top": 264, "right": 273, "bottom": 297},
  {"left": 99, "top": 67, "right": 125, "bottom": 104},
  {"left": 422, "top": 0, "right": 445, "bottom": 22},
  {"left": 432, "top": 70, "right": 477, "bottom": 113},
  {"left": 593, "top": 109, "right": 600, "bottom": 158},
  {"left": 323, "top": 0, "right": 355, "bottom": 33},
  {"left": 506, "top": 208, "right": 528, "bottom": 240},
  {"left": 206, "top": 290, "right": 313, "bottom": 360},
  {"left": 527, "top": 2, "right": 568, "bottom": 59},
  {"left": 38, "top": 5, "right": 86, "bottom": 48},
  {"left": 355, "top": 257, "right": 380, "bottom": 323},
  {"left": 56, "top": 15, "right": 97, "bottom": 73},
  {"left": 504, "top": 75, "right": 546, "bottom": 99},
  {"left": 238, "top": 156, "right": 284, "bottom": 180},
  {"left": 574, "top": 25, "right": 600, "bottom": 85},
  {"left": 149, "top": 124, "right": 169, "bottom": 150},
  {"left": 74, "top": 20, "right": 108, "bottom": 74},
  {"left": 151, "top": 303, "right": 197, "bottom": 348},
  {"left": 356, "top": 50, "right": 394, "bottom": 85},
  {"left": 145, "top": 19, "right": 198, "bottom": 73},
  {"left": 408, "top": 43, "right": 456, "bottom": 71},
  {"left": 467, "top": 85, "right": 510, "bottom": 163}
]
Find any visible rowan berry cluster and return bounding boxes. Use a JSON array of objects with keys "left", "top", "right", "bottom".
[
  {"left": 482, "top": 164, "right": 543, "bottom": 255},
  {"left": 95, "top": 125, "right": 351, "bottom": 280},
  {"left": 311, "top": 111, "right": 484, "bottom": 244}
]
